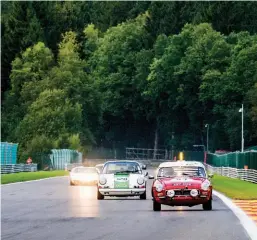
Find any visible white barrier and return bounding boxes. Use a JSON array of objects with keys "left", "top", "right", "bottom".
[
  {"left": 1, "top": 164, "right": 38, "bottom": 174},
  {"left": 205, "top": 164, "right": 257, "bottom": 184}
]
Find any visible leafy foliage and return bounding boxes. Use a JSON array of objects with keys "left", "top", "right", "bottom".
[
  {"left": 1, "top": 42, "right": 54, "bottom": 141},
  {"left": 2, "top": 2, "right": 257, "bottom": 157},
  {"left": 147, "top": 23, "right": 257, "bottom": 150},
  {"left": 16, "top": 89, "right": 82, "bottom": 154}
]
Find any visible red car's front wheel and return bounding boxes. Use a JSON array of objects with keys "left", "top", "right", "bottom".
[
  {"left": 153, "top": 201, "right": 161, "bottom": 211},
  {"left": 202, "top": 199, "right": 212, "bottom": 210}
]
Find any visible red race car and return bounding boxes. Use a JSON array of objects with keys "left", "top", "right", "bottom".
[{"left": 151, "top": 161, "right": 213, "bottom": 211}]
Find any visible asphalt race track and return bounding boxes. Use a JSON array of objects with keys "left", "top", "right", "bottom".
[{"left": 2, "top": 171, "right": 251, "bottom": 240}]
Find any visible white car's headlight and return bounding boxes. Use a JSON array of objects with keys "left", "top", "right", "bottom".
[
  {"left": 99, "top": 176, "right": 107, "bottom": 185},
  {"left": 154, "top": 180, "right": 164, "bottom": 192},
  {"left": 137, "top": 177, "right": 145, "bottom": 185},
  {"left": 190, "top": 189, "right": 199, "bottom": 197},
  {"left": 201, "top": 180, "right": 210, "bottom": 191},
  {"left": 70, "top": 174, "right": 76, "bottom": 179}
]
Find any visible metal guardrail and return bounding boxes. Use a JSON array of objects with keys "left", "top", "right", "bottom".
[
  {"left": 1, "top": 164, "right": 38, "bottom": 174},
  {"left": 205, "top": 164, "right": 257, "bottom": 184}
]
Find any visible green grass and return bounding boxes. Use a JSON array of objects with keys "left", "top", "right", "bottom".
[
  {"left": 212, "top": 175, "right": 257, "bottom": 200},
  {"left": 1, "top": 171, "right": 69, "bottom": 184}
]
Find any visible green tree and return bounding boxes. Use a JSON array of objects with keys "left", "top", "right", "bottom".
[
  {"left": 199, "top": 31, "right": 257, "bottom": 149},
  {"left": 248, "top": 83, "right": 257, "bottom": 138},
  {"left": 147, "top": 25, "right": 193, "bottom": 149},
  {"left": 91, "top": 13, "right": 154, "bottom": 147},
  {"left": 1, "top": 2, "right": 44, "bottom": 92},
  {"left": 147, "top": 23, "right": 235, "bottom": 149},
  {"left": 2, "top": 2, "right": 257, "bottom": 153},
  {"left": 83, "top": 24, "right": 101, "bottom": 60},
  {"left": 25, "top": 135, "right": 57, "bottom": 155},
  {"left": 16, "top": 89, "right": 82, "bottom": 156},
  {"left": 147, "top": 2, "right": 257, "bottom": 38},
  {"left": 45, "top": 31, "right": 102, "bottom": 145},
  {"left": 89, "top": 2, "right": 150, "bottom": 32},
  {"left": 1, "top": 42, "right": 54, "bottom": 141},
  {"left": 192, "top": 2, "right": 257, "bottom": 35}
]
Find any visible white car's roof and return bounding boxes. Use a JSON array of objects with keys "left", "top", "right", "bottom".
[
  {"left": 158, "top": 161, "right": 204, "bottom": 168},
  {"left": 73, "top": 166, "right": 95, "bottom": 169},
  {"left": 104, "top": 160, "right": 141, "bottom": 164}
]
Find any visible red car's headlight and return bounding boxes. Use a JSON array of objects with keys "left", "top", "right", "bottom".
[
  {"left": 154, "top": 180, "right": 164, "bottom": 192},
  {"left": 201, "top": 180, "right": 211, "bottom": 191}
]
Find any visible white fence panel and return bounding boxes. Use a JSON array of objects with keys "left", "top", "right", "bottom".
[
  {"left": 1, "top": 164, "right": 38, "bottom": 174},
  {"left": 205, "top": 164, "right": 257, "bottom": 184}
]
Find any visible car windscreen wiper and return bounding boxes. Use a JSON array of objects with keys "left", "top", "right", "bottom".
[{"left": 181, "top": 173, "right": 191, "bottom": 176}]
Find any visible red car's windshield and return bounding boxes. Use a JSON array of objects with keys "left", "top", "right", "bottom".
[{"left": 157, "top": 166, "right": 206, "bottom": 178}]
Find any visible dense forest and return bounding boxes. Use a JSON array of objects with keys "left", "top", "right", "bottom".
[{"left": 1, "top": 2, "right": 257, "bottom": 159}]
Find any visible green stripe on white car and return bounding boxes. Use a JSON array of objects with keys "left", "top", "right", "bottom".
[{"left": 114, "top": 174, "right": 129, "bottom": 189}]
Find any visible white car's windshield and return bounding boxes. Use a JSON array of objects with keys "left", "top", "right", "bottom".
[
  {"left": 157, "top": 166, "right": 206, "bottom": 178},
  {"left": 103, "top": 162, "right": 142, "bottom": 174},
  {"left": 72, "top": 167, "right": 97, "bottom": 173},
  {"left": 95, "top": 165, "right": 103, "bottom": 173}
]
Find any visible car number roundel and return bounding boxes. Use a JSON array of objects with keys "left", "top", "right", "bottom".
[{"left": 116, "top": 177, "right": 128, "bottom": 181}]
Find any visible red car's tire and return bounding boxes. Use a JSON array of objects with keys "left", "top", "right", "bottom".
[
  {"left": 202, "top": 199, "right": 212, "bottom": 210},
  {"left": 153, "top": 201, "right": 161, "bottom": 211}
]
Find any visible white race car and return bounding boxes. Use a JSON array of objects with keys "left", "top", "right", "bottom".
[
  {"left": 97, "top": 160, "right": 149, "bottom": 200},
  {"left": 69, "top": 166, "right": 98, "bottom": 186}
]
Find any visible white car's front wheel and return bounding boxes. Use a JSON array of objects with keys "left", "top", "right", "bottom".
[
  {"left": 97, "top": 189, "right": 104, "bottom": 200},
  {"left": 140, "top": 191, "right": 146, "bottom": 200}
]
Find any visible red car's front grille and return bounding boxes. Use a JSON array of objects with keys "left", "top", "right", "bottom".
[{"left": 174, "top": 190, "right": 191, "bottom": 196}]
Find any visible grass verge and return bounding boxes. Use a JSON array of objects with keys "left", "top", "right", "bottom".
[
  {"left": 212, "top": 174, "right": 257, "bottom": 200},
  {"left": 1, "top": 171, "right": 68, "bottom": 184}
]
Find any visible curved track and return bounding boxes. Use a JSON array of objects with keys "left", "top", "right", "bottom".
[{"left": 2, "top": 173, "right": 251, "bottom": 240}]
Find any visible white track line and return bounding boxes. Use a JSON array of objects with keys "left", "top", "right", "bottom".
[
  {"left": 2, "top": 176, "right": 68, "bottom": 186},
  {"left": 213, "top": 190, "right": 257, "bottom": 240}
]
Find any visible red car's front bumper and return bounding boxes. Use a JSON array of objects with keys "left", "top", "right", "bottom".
[{"left": 153, "top": 189, "right": 212, "bottom": 207}]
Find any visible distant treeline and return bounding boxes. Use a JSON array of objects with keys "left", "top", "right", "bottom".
[{"left": 1, "top": 2, "right": 257, "bottom": 159}]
